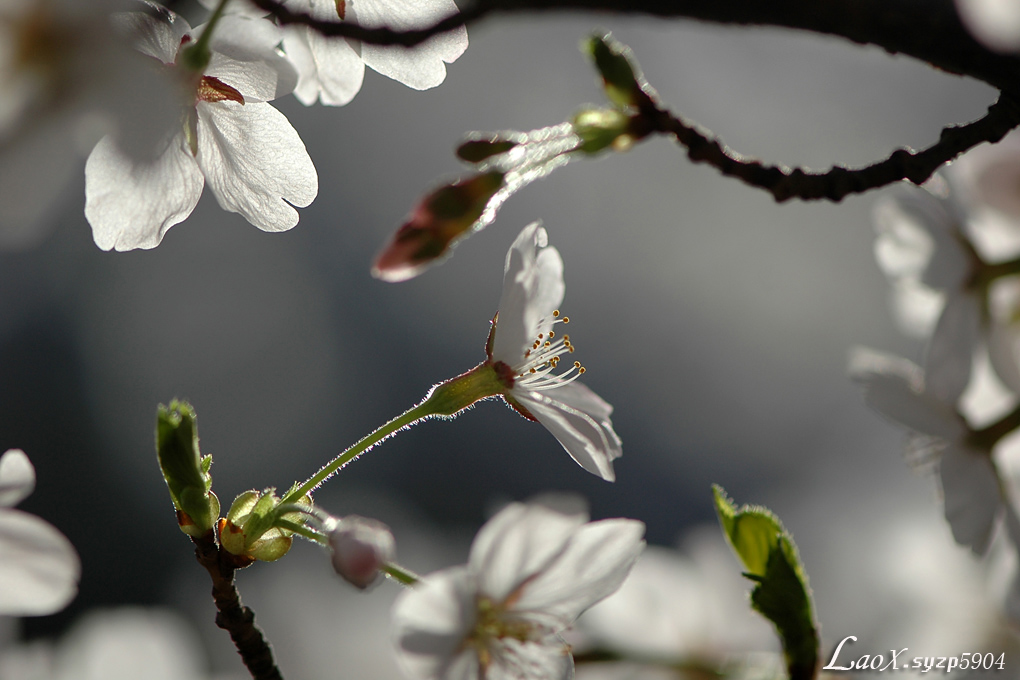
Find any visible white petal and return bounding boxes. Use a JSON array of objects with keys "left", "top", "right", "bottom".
[
  {"left": 940, "top": 445, "right": 1003, "bottom": 555},
  {"left": 351, "top": 0, "right": 468, "bottom": 90},
  {"left": 84, "top": 133, "right": 204, "bottom": 251},
  {"left": 196, "top": 101, "right": 318, "bottom": 232},
  {"left": 848, "top": 348, "right": 966, "bottom": 440},
  {"left": 204, "top": 16, "right": 298, "bottom": 101},
  {"left": 284, "top": 25, "right": 366, "bottom": 106},
  {"left": 924, "top": 292, "right": 980, "bottom": 404},
  {"left": 955, "top": 0, "right": 1020, "bottom": 52},
  {"left": 872, "top": 185, "right": 970, "bottom": 290},
  {"left": 486, "top": 637, "right": 573, "bottom": 680},
  {"left": 513, "top": 519, "right": 645, "bottom": 626},
  {"left": 393, "top": 566, "right": 478, "bottom": 680},
  {"left": 889, "top": 280, "right": 945, "bottom": 338},
  {"left": 0, "top": 509, "right": 80, "bottom": 616},
  {"left": 115, "top": 5, "right": 191, "bottom": 64},
  {"left": 516, "top": 387, "right": 622, "bottom": 481},
  {"left": 0, "top": 449, "right": 34, "bottom": 507},
  {"left": 469, "top": 501, "right": 588, "bottom": 604},
  {"left": 492, "top": 223, "right": 565, "bottom": 364}
]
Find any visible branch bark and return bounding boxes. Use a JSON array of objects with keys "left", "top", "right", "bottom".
[
  {"left": 250, "top": 0, "right": 1020, "bottom": 93},
  {"left": 192, "top": 530, "right": 284, "bottom": 680},
  {"left": 642, "top": 94, "right": 1020, "bottom": 202}
]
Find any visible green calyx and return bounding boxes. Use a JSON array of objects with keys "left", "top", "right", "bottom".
[
  {"left": 156, "top": 401, "right": 219, "bottom": 537},
  {"left": 422, "top": 362, "right": 507, "bottom": 416},
  {"left": 221, "top": 487, "right": 312, "bottom": 562}
]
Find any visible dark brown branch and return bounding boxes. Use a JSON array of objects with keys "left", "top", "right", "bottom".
[
  {"left": 192, "top": 531, "right": 283, "bottom": 680},
  {"left": 640, "top": 94, "right": 1020, "bottom": 202},
  {"left": 249, "top": 0, "right": 1020, "bottom": 94}
]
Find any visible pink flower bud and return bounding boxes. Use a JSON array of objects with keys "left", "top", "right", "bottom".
[{"left": 328, "top": 516, "right": 396, "bottom": 589}]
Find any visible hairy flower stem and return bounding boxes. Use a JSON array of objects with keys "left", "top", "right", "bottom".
[
  {"left": 192, "top": 529, "right": 284, "bottom": 680},
  {"left": 180, "top": 0, "right": 233, "bottom": 72},
  {"left": 282, "top": 363, "right": 503, "bottom": 503},
  {"left": 382, "top": 562, "right": 421, "bottom": 586}
]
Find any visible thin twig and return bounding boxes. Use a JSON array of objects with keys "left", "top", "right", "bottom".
[
  {"left": 192, "top": 530, "right": 284, "bottom": 680},
  {"left": 248, "top": 0, "right": 1020, "bottom": 93},
  {"left": 640, "top": 94, "right": 1020, "bottom": 202}
]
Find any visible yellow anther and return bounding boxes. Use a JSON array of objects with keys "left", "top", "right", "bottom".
[
  {"left": 562, "top": 335, "right": 569, "bottom": 342},
  {"left": 544, "top": 341, "right": 551, "bottom": 347},
  {"left": 530, "top": 368, "right": 537, "bottom": 373},
  {"left": 574, "top": 361, "right": 581, "bottom": 368},
  {"left": 562, "top": 317, "right": 570, "bottom": 323},
  {"left": 579, "top": 367, "right": 586, "bottom": 374},
  {"left": 548, "top": 331, "right": 555, "bottom": 338},
  {"left": 568, "top": 347, "right": 574, "bottom": 353},
  {"left": 552, "top": 310, "right": 560, "bottom": 317}
]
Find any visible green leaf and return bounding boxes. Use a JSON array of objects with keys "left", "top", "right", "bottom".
[{"left": 713, "top": 485, "right": 819, "bottom": 680}]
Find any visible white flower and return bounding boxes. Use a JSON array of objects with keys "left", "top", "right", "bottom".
[
  {"left": 872, "top": 180, "right": 978, "bottom": 338},
  {"left": 955, "top": 0, "right": 1020, "bottom": 52},
  {"left": 850, "top": 342, "right": 1004, "bottom": 555},
  {"left": 0, "top": 0, "right": 176, "bottom": 247},
  {"left": 84, "top": 5, "right": 318, "bottom": 251},
  {"left": 486, "top": 223, "right": 623, "bottom": 482},
  {"left": 200, "top": 0, "right": 469, "bottom": 106},
  {"left": 392, "top": 497, "right": 645, "bottom": 680},
  {"left": 0, "top": 449, "right": 80, "bottom": 616}
]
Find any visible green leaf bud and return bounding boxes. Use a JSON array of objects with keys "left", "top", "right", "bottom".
[
  {"left": 584, "top": 33, "right": 647, "bottom": 109},
  {"left": 713, "top": 485, "right": 819, "bottom": 680},
  {"left": 156, "top": 401, "right": 218, "bottom": 537}
]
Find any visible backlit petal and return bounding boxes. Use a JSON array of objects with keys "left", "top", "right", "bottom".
[
  {"left": 940, "top": 445, "right": 1003, "bottom": 555},
  {"left": 85, "top": 133, "right": 203, "bottom": 251},
  {"left": 196, "top": 102, "right": 318, "bottom": 232},
  {"left": 0, "top": 449, "right": 34, "bottom": 508}
]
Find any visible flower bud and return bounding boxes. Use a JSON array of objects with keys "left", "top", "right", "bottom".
[
  {"left": 156, "top": 401, "right": 219, "bottom": 537},
  {"left": 571, "top": 107, "right": 633, "bottom": 155},
  {"left": 372, "top": 171, "right": 505, "bottom": 282},
  {"left": 328, "top": 516, "right": 396, "bottom": 589}
]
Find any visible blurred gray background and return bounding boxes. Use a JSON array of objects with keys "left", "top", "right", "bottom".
[{"left": 2, "top": 3, "right": 1009, "bottom": 677}]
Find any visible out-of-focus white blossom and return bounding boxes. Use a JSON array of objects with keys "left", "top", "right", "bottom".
[
  {"left": 84, "top": 5, "right": 317, "bottom": 250},
  {"left": 955, "top": 0, "right": 1020, "bottom": 52},
  {"left": 872, "top": 180, "right": 978, "bottom": 338},
  {"left": 487, "top": 223, "right": 624, "bottom": 481},
  {"left": 850, "top": 346, "right": 1004, "bottom": 555},
  {"left": 0, "top": 607, "right": 238, "bottom": 680},
  {"left": 0, "top": 449, "right": 80, "bottom": 616},
  {"left": 200, "top": 0, "right": 468, "bottom": 106},
  {"left": 392, "top": 497, "right": 645, "bottom": 680},
  {"left": 0, "top": 0, "right": 175, "bottom": 247}
]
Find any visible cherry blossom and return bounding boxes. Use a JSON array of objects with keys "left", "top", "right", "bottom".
[
  {"left": 850, "top": 343, "right": 1004, "bottom": 555},
  {"left": 392, "top": 497, "right": 645, "bottom": 680},
  {"left": 0, "top": 0, "right": 175, "bottom": 247},
  {"left": 198, "top": 0, "right": 469, "bottom": 106},
  {"left": 955, "top": 0, "right": 1020, "bottom": 52},
  {"left": 0, "top": 449, "right": 80, "bottom": 616},
  {"left": 84, "top": 4, "right": 318, "bottom": 251},
  {"left": 484, "top": 223, "right": 623, "bottom": 481}
]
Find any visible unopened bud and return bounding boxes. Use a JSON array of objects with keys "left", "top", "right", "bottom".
[
  {"left": 571, "top": 107, "right": 633, "bottom": 155},
  {"left": 328, "top": 516, "right": 396, "bottom": 589},
  {"left": 372, "top": 171, "right": 505, "bottom": 282},
  {"left": 156, "top": 401, "right": 219, "bottom": 537},
  {"left": 221, "top": 488, "right": 308, "bottom": 562}
]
